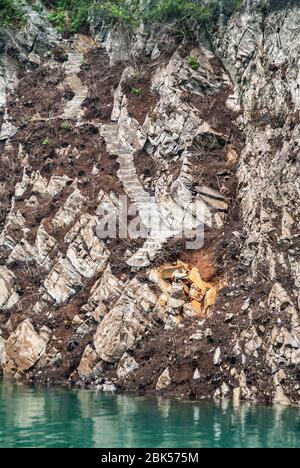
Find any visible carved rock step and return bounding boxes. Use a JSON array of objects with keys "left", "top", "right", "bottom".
[{"left": 62, "top": 52, "right": 88, "bottom": 120}]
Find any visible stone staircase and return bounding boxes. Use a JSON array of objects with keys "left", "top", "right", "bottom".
[
  {"left": 101, "top": 123, "right": 177, "bottom": 268},
  {"left": 61, "top": 49, "right": 88, "bottom": 121}
]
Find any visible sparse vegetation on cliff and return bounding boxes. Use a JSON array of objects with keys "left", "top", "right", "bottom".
[
  {"left": 188, "top": 55, "right": 200, "bottom": 70},
  {"left": 234, "top": 0, "right": 244, "bottom": 9},
  {"left": 144, "top": 0, "right": 218, "bottom": 24},
  {"left": 0, "top": 0, "right": 26, "bottom": 29},
  {"left": 47, "top": 0, "right": 94, "bottom": 32},
  {"left": 97, "top": 0, "right": 218, "bottom": 32},
  {"left": 46, "top": 0, "right": 219, "bottom": 33},
  {"left": 0, "top": 0, "right": 241, "bottom": 34}
]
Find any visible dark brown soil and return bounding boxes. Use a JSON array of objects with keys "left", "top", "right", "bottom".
[
  {"left": 133, "top": 149, "right": 162, "bottom": 195},
  {"left": 190, "top": 150, "right": 238, "bottom": 198},
  {"left": 123, "top": 77, "right": 158, "bottom": 125},
  {"left": 8, "top": 64, "right": 67, "bottom": 122},
  {"left": 0, "top": 144, "right": 24, "bottom": 232},
  {"left": 79, "top": 48, "right": 124, "bottom": 123}
]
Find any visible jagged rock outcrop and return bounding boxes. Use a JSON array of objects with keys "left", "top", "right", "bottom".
[
  {"left": 0, "top": 1, "right": 299, "bottom": 405},
  {"left": 4, "top": 319, "right": 51, "bottom": 376},
  {"left": 208, "top": 0, "right": 300, "bottom": 404}
]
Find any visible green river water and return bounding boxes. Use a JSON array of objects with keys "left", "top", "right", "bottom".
[{"left": 0, "top": 381, "right": 300, "bottom": 448}]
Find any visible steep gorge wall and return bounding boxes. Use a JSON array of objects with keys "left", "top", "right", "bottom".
[
  {"left": 0, "top": 1, "right": 299, "bottom": 405},
  {"left": 211, "top": 0, "right": 300, "bottom": 403}
]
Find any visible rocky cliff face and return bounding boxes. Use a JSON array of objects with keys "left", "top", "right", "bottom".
[{"left": 0, "top": 0, "right": 299, "bottom": 405}]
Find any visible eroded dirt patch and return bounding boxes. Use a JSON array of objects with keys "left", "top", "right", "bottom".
[
  {"left": 123, "top": 76, "right": 158, "bottom": 125},
  {"left": 79, "top": 48, "right": 124, "bottom": 123},
  {"left": 8, "top": 64, "right": 68, "bottom": 122}
]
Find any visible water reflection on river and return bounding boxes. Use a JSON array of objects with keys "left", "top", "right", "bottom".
[{"left": 0, "top": 381, "right": 299, "bottom": 448}]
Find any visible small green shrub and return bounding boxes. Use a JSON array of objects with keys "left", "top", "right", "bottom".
[
  {"left": 48, "top": 0, "right": 94, "bottom": 33},
  {"left": 144, "top": 0, "right": 217, "bottom": 24},
  {"left": 31, "top": 2, "right": 43, "bottom": 13},
  {"left": 48, "top": 7, "right": 66, "bottom": 32},
  {"left": 94, "top": 0, "right": 140, "bottom": 30},
  {"left": 42, "top": 138, "right": 50, "bottom": 145},
  {"left": 234, "top": 0, "right": 244, "bottom": 9},
  {"left": 188, "top": 56, "right": 200, "bottom": 71},
  {"left": 131, "top": 87, "right": 142, "bottom": 96},
  {"left": 0, "top": 0, "right": 26, "bottom": 29},
  {"left": 60, "top": 121, "right": 72, "bottom": 130}
]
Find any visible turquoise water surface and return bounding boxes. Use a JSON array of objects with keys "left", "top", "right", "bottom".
[{"left": 0, "top": 381, "right": 300, "bottom": 448}]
